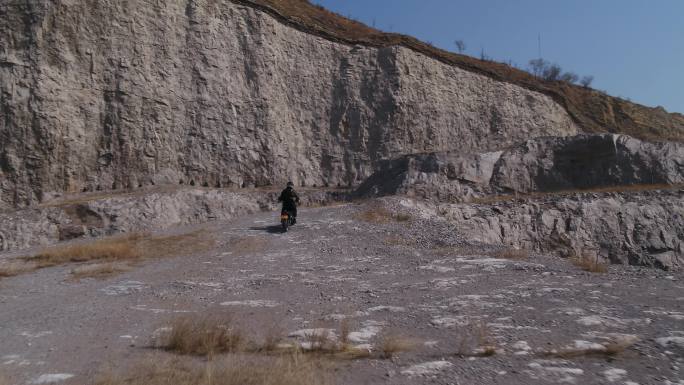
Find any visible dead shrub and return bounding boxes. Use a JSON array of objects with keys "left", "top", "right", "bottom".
[
  {"left": 355, "top": 206, "right": 412, "bottom": 224},
  {"left": 94, "top": 354, "right": 331, "bottom": 385},
  {"left": 0, "top": 260, "right": 38, "bottom": 278},
  {"left": 1, "top": 230, "right": 213, "bottom": 280},
  {"left": 157, "top": 314, "right": 245, "bottom": 356},
  {"left": 303, "top": 329, "right": 337, "bottom": 354},
  {"left": 571, "top": 250, "right": 608, "bottom": 273},
  {"left": 454, "top": 321, "right": 497, "bottom": 357},
  {"left": 70, "top": 263, "right": 131, "bottom": 279},
  {"left": 230, "top": 236, "right": 268, "bottom": 255},
  {"left": 260, "top": 324, "right": 285, "bottom": 353},
  {"left": 383, "top": 236, "right": 415, "bottom": 247},
  {"left": 377, "top": 332, "right": 418, "bottom": 359},
  {"left": 493, "top": 248, "right": 529, "bottom": 260},
  {"left": 24, "top": 233, "right": 144, "bottom": 268},
  {"left": 394, "top": 213, "right": 412, "bottom": 222},
  {"left": 542, "top": 337, "right": 637, "bottom": 359},
  {"left": 338, "top": 319, "right": 352, "bottom": 346},
  {"left": 331, "top": 320, "right": 371, "bottom": 359},
  {"left": 138, "top": 230, "right": 215, "bottom": 259}
]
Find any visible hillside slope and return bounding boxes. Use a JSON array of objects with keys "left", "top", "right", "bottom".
[{"left": 244, "top": 0, "right": 684, "bottom": 141}]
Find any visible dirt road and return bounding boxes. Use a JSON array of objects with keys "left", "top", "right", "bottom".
[{"left": 1, "top": 199, "right": 682, "bottom": 384}]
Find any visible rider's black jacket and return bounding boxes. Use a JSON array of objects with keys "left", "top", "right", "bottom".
[{"left": 278, "top": 187, "right": 300, "bottom": 210}]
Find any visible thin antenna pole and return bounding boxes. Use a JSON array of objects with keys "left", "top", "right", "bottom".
[{"left": 538, "top": 33, "right": 542, "bottom": 59}]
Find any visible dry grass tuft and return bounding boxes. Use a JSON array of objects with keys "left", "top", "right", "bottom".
[
  {"left": 542, "top": 337, "right": 637, "bottom": 359},
  {"left": 338, "top": 319, "right": 352, "bottom": 346},
  {"left": 0, "top": 230, "right": 213, "bottom": 280},
  {"left": 394, "top": 213, "right": 412, "bottom": 222},
  {"left": 355, "top": 207, "right": 393, "bottom": 223},
  {"left": 493, "top": 248, "right": 529, "bottom": 260},
  {"left": 377, "top": 332, "right": 418, "bottom": 359},
  {"left": 157, "top": 314, "right": 245, "bottom": 356},
  {"left": 138, "top": 230, "right": 215, "bottom": 259},
  {"left": 0, "top": 260, "right": 38, "bottom": 278},
  {"left": 70, "top": 263, "right": 132, "bottom": 279},
  {"left": 454, "top": 321, "right": 497, "bottom": 357},
  {"left": 229, "top": 236, "right": 268, "bottom": 255},
  {"left": 303, "top": 329, "right": 337, "bottom": 353},
  {"left": 260, "top": 324, "right": 285, "bottom": 353},
  {"left": 330, "top": 320, "right": 371, "bottom": 360},
  {"left": 355, "top": 206, "right": 412, "bottom": 224},
  {"left": 571, "top": 250, "right": 608, "bottom": 273},
  {"left": 25, "top": 233, "right": 144, "bottom": 268},
  {"left": 94, "top": 354, "right": 331, "bottom": 385},
  {"left": 383, "top": 235, "right": 415, "bottom": 247}
]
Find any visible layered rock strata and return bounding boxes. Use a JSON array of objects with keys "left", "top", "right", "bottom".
[
  {"left": 357, "top": 134, "right": 684, "bottom": 201},
  {"left": 408, "top": 189, "right": 684, "bottom": 269},
  {"left": 0, "top": 0, "right": 578, "bottom": 209}
]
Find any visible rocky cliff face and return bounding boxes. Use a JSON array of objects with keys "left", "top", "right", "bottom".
[
  {"left": 357, "top": 134, "right": 684, "bottom": 201},
  {"left": 0, "top": 186, "right": 344, "bottom": 252},
  {"left": 0, "top": 0, "right": 578, "bottom": 210},
  {"left": 420, "top": 189, "right": 684, "bottom": 269}
]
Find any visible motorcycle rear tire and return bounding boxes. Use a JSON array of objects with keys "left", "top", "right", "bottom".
[{"left": 281, "top": 220, "right": 288, "bottom": 232}]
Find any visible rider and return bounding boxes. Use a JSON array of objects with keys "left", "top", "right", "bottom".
[{"left": 278, "top": 181, "right": 300, "bottom": 224}]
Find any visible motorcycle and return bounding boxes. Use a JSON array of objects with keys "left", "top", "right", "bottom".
[{"left": 280, "top": 209, "right": 296, "bottom": 232}]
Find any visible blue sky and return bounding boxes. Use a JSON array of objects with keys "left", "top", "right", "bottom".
[{"left": 312, "top": 0, "right": 683, "bottom": 114}]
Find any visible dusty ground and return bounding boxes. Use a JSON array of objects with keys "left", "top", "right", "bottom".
[{"left": 0, "top": 198, "right": 683, "bottom": 385}]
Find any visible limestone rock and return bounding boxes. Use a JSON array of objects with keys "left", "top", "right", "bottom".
[
  {"left": 356, "top": 134, "right": 684, "bottom": 201},
  {"left": 0, "top": 187, "right": 344, "bottom": 252},
  {"left": 434, "top": 190, "right": 684, "bottom": 269},
  {"left": 0, "top": 0, "right": 577, "bottom": 209}
]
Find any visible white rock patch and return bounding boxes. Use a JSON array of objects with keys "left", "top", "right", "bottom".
[
  {"left": 656, "top": 337, "right": 684, "bottom": 349},
  {"left": 576, "top": 315, "right": 651, "bottom": 327},
  {"left": 511, "top": 340, "right": 532, "bottom": 355},
  {"left": 220, "top": 300, "right": 279, "bottom": 308},
  {"left": 367, "top": 305, "right": 406, "bottom": 313},
  {"left": 430, "top": 316, "right": 470, "bottom": 328},
  {"left": 527, "top": 362, "right": 584, "bottom": 384},
  {"left": 20, "top": 331, "right": 53, "bottom": 338},
  {"left": 288, "top": 328, "right": 336, "bottom": 340},
  {"left": 401, "top": 361, "right": 453, "bottom": 376},
  {"left": 553, "top": 307, "right": 585, "bottom": 315},
  {"left": 30, "top": 374, "right": 75, "bottom": 384},
  {"left": 603, "top": 368, "right": 627, "bottom": 383},
  {"left": 573, "top": 340, "right": 606, "bottom": 351},
  {"left": 348, "top": 321, "right": 384, "bottom": 343},
  {"left": 101, "top": 281, "right": 147, "bottom": 296}
]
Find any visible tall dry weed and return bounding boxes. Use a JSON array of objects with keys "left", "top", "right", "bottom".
[{"left": 158, "top": 314, "right": 245, "bottom": 356}]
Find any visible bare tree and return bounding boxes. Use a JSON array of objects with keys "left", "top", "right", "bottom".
[
  {"left": 560, "top": 72, "right": 579, "bottom": 84},
  {"left": 528, "top": 58, "right": 547, "bottom": 78},
  {"left": 580, "top": 75, "right": 594, "bottom": 88},
  {"left": 454, "top": 40, "right": 466, "bottom": 54},
  {"left": 542, "top": 64, "right": 562, "bottom": 81},
  {"left": 480, "top": 48, "right": 491, "bottom": 61}
]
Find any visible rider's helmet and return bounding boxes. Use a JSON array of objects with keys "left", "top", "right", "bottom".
[{"left": 287, "top": 181, "right": 294, "bottom": 188}]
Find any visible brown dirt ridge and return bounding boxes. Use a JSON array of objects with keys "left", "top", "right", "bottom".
[{"left": 233, "top": 0, "right": 684, "bottom": 142}]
